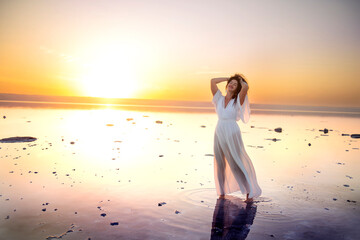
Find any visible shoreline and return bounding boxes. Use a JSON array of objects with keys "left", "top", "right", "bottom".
[{"left": 1, "top": 100, "right": 360, "bottom": 117}]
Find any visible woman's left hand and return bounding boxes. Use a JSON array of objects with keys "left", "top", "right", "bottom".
[{"left": 240, "top": 79, "right": 248, "bottom": 87}]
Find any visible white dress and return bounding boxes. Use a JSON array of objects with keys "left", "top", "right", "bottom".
[{"left": 212, "top": 89, "right": 262, "bottom": 198}]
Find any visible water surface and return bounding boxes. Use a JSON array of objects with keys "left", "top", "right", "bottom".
[{"left": 0, "top": 104, "right": 359, "bottom": 239}]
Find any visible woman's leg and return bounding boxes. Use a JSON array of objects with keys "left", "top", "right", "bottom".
[{"left": 214, "top": 135, "right": 226, "bottom": 195}]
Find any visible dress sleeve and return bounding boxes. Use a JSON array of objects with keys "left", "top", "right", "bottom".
[
  {"left": 212, "top": 89, "right": 222, "bottom": 107},
  {"left": 236, "top": 93, "right": 251, "bottom": 123}
]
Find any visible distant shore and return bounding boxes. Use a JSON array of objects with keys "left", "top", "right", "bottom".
[{"left": 1, "top": 92, "right": 360, "bottom": 117}]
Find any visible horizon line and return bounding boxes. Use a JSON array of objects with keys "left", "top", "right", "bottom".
[{"left": 0, "top": 92, "right": 359, "bottom": 110}]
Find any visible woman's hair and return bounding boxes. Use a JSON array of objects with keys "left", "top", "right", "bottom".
[{"left": 226, "top": 73, "right": 248, "bottom": 106}]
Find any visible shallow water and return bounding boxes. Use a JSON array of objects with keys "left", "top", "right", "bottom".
[{"left": 0, "top": 106, "right": 359, "bottom": 239}]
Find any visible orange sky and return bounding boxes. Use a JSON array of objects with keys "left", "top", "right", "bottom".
[{"left": 0, "top": 0, "right": 359, "bottom": 107}]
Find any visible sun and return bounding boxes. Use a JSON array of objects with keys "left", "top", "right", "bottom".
[{"left": 80, "top": 46, "right": 139, "bottom": 98}]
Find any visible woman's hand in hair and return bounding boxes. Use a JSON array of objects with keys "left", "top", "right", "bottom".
[{"left": 240, "top": 79, "right": 249, "bottom": 89}]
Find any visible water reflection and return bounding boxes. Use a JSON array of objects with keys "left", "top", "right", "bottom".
[{"left": 211, "top": 195, "right": 257, "bottom": 240}]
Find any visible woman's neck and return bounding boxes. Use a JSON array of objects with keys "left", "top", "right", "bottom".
[{"left": 225, "top": 92, "right": 234, "bottom": 99}]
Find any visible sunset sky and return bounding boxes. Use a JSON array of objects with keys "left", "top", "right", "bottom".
[{"left": 0, "top": 0, "right": 359, "bottom": 107}]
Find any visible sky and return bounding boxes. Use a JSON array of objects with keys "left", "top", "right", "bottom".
[{"left": 0, "top": 0, "right": 359, "bottom": 107}]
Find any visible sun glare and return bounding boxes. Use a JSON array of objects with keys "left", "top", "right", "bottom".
[{"left": 80, "top": 46, "right": 139, "bottom": 98}]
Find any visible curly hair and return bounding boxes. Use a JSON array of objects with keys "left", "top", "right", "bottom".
[{"left": 226, "top": 73, "right": 248, "bottom": 106}]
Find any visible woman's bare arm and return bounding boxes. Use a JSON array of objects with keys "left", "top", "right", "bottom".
[
  {"left": 211, "top": 77, "right": 229, "bottom": 96},
  {"left": 239, "top": 81, "right": 249, "bottom": 106}
]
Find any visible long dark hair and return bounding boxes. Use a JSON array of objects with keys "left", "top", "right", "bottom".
[{"left": 226, "top": 73, "right": 248, "bottom": 106}]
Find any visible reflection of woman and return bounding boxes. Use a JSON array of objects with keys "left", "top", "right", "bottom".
[
  {"left": 211, "top": 74, "right": 262, "bottom": 202},
  {"left": 211, "top": 195, "right": 257, "bottom": 240}
]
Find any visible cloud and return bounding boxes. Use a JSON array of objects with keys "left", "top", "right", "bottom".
[{"left": 39, "top": 45, "right": 78, "bottom": 62}]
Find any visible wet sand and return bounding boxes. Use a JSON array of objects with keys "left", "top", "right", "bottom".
[{"left": 0, "top": 106, "right": 359, "bottom": 239}]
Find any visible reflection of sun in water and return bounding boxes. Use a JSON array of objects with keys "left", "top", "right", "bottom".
[{"left": 81, "top": 47, "right": 139, "bottom": 98}]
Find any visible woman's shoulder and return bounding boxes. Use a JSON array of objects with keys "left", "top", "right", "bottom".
[
  {"left": 216, "top": 89, "right": 224, "bottom": 96},
  {"left": 212, "top": 89, "right": 224, "bottom": 105}
]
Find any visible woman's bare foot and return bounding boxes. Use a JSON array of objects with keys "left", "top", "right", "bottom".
[{"left": 245, "top": 193, "right": 253, "bottom": 203}]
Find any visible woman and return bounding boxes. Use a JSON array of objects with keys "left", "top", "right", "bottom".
[{"left": 211, "top": 73, "right": 262, "bottom": 202}]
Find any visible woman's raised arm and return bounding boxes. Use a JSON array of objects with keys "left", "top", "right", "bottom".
[
  {"left": 238, "top": 80, "right": 249, "bottom": 106},
  {"left": 210, "top": 77, "right": 229, "bottom": 96}
]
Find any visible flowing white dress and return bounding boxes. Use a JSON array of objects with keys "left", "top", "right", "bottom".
[{"left": 212, "top": 89, "right": 262, "bottom": 198}]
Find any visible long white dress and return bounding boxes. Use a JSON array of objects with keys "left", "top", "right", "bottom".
[{"left": 212, "top": 89, "right": 262, "bottom": 199}]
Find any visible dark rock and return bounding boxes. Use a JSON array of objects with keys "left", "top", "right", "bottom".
[
  {"left": 342, "top": 134, "right": 350, "bottom": 136},
  {"left": 343, "top": 184, "right": 350, "bottom": 187},
  {"left": 319, "top": 128, "right": 329, "bottom": 134},
  {"left": 0, "top": 136, "right": 37, "bottom": 143},
  {"left": 201, "top": 125, "right": 206, "bottom": 128},
  {"left": 159, "top": 155, "right": 164, "bottom": 157},
  {"left": 350, "top": 134, "right": 360, "bottom": 139},
  {"left": 158, "top": 202, "right": 166, "bottom": 206},
  {"left": 266, "top": 138, "right": 281, "bottom": 142},
  {"left": 175, "top": 210, "right": 181, "bottom": 214},
  {"left": 100, "top": 213, "right": 106, "bottom": 217},
  {"left": 110, "top": 222, "right": 119, "bottom": 226},
  {"left": 42, "top": 208, "right": 46, "bottom": 211},
  {"left": 274, "top": 127, "right": 282, "bottom": 133},
  {"left": 3, "top": 116, "right": 6, "bottom": 119},
  {"left": 308, "top": 143, "right": 311, "bottom": 146}
]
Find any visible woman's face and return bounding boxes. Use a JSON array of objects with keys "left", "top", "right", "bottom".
[{"left": 227, "top": 79, "right": 238, "bottom": 92}]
